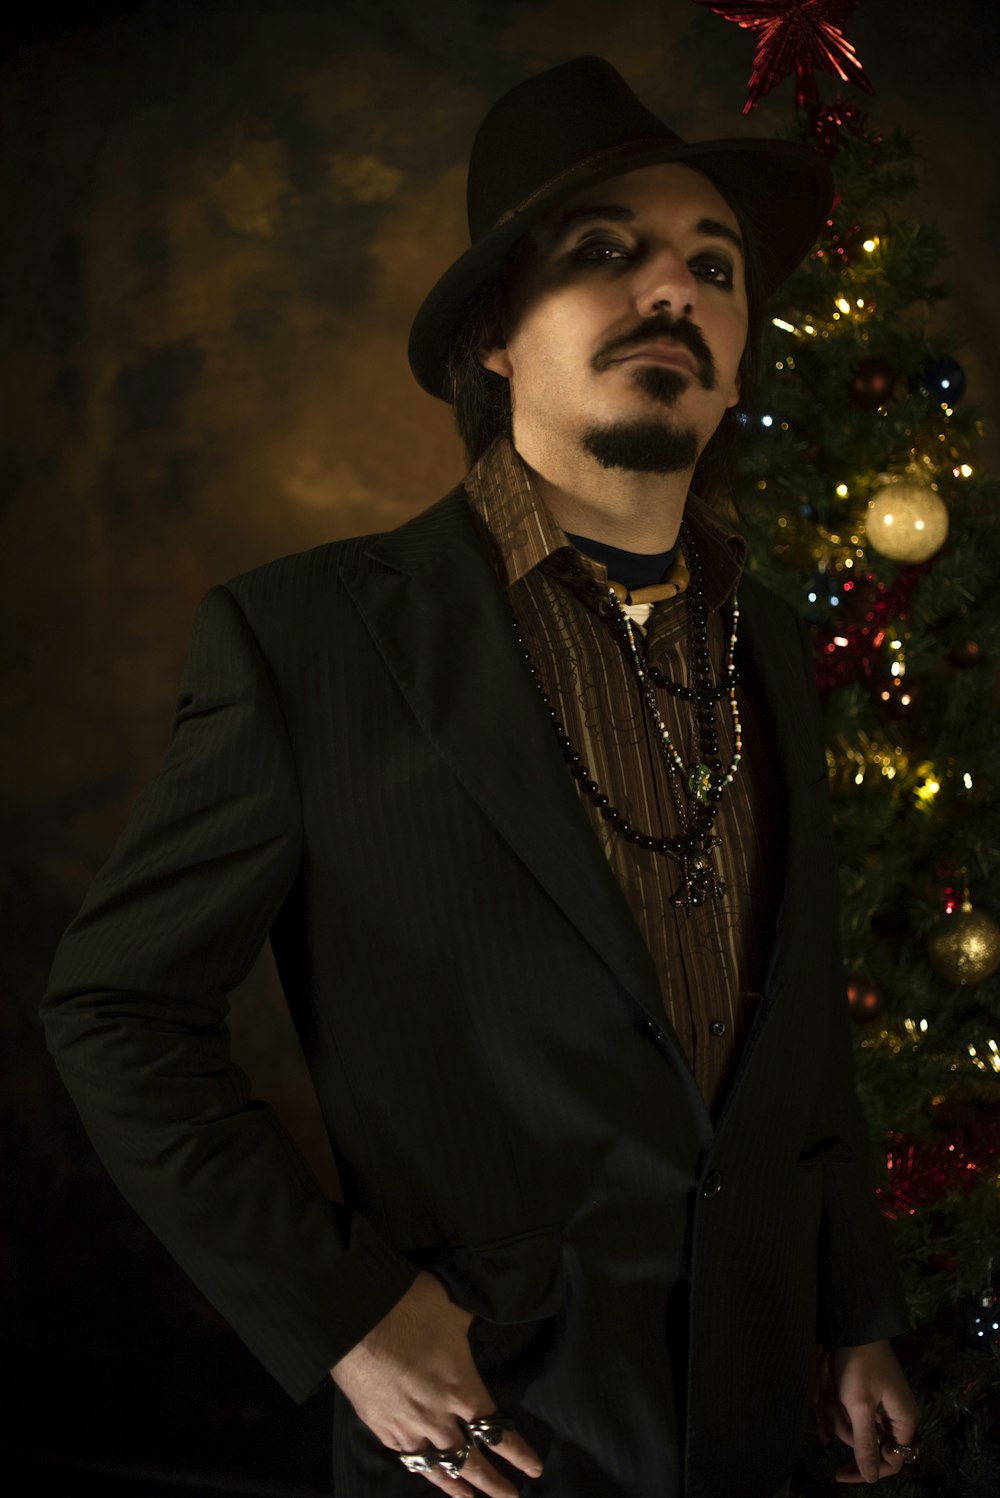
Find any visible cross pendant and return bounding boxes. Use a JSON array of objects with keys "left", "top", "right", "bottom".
[{"left": 670, "top": 837, "right": 726, "bottom": 909}]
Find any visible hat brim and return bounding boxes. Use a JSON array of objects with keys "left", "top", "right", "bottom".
[{"left": 408, "top": 136, "right": 832, "bottom": 400}]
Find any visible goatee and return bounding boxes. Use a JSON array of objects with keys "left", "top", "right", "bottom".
[{"left": 582, "top": 417, "right": 700, "bottom": 475}]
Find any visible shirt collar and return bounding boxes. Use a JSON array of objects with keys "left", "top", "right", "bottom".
[{"left": 462, "top": 434, "right": 746, "bottom": 611}]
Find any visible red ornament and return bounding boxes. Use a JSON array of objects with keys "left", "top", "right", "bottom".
[
  {"left": 809, "top": 96, "right": 876, "bottom": 156},
  {"left": 694, "top": 0, "right": 875, "bottom": 115},
  {"left": 812, "top": 572, "right": 915, "bottom": 694},
  {"left": 849, "top": 357, "right": 896, "bottom": 408},
  {"left": 847, "top": 977, "right": 885, "bottom": 1022},
  {"left": 878, "top": 1117, "right": 1000, "bottom": 1220}
]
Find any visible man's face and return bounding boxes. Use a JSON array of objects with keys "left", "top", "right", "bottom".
[{"left": 480, "top": 162, "right": 749, "bottom": 476}]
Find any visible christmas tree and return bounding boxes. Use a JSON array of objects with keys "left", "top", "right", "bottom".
[{"left": 698, "top": 3, "right": 1000, "bottom": 1493}]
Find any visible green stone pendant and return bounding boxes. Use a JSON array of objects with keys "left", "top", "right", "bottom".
[{"left": 686, "top": 763, "right": 713, "bottom": 803}]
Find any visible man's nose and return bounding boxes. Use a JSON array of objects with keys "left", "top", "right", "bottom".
[{"left": 633, "top": 249, "right": 698, "bottom": 319}]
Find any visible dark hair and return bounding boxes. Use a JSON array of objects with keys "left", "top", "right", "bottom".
[{"left": 446, "top": 182, "right": 767, "bottom": 514}]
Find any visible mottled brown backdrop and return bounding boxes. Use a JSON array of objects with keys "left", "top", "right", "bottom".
[{"left": 4, "top": 1, "right": 998, "bottom": 1491}]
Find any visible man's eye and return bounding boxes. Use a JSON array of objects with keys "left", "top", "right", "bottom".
[
  {"left": 693, "top": 259, "right": 734, "bottom": 287},
  {"left": 574, "top": 241, "right": 631, "bottom": 263}
]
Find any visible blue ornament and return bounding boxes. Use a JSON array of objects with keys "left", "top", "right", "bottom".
[
  {"left": 962, "top": 1285, "right": 1000, "bottom": 1350},
  {"left": 915, "top": 356, "right": 966, "bottom": 403},
  {"left": 804, "top": 568, "right": 841, "bottom": 623}
]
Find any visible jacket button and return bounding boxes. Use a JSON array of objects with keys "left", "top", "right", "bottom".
[
  {"left": 702, "top": 1170, "right": 723, "bottom": 1198},
  {"left": 709, "top": 1019, "right": 727, "bottom": 1037},
  {"left": 640, "top": 1017, "right": 665, "bottom": 1043}
]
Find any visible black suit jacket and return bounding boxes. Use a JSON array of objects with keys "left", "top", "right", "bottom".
[{"left": 42, "top": 488, "right": 911, "bottom": 1497}]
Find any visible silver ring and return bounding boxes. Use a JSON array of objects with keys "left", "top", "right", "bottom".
[
  {"left": 434, "top": 1443, "right": 472, "bottom": 1478},
  {"left": 464, "top": 1413, "right": 516, "bottom": 1448},
  {"left": 398, "top": 1449, "right": 436, "bottom": 1475}
]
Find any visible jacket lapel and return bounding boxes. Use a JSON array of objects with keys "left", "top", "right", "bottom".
[
  {"left": 340, "top": 490, "right": 665, "bottom": 1023},
  {"left": 736, "top": 577, "right": 831, "bottom": 995}
]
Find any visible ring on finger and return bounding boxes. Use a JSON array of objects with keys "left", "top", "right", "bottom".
[
  {"left": 398, "top": 1448, "right": 437, "bottom": 1475},
  {"left": 434, "top": 1443, "right": 472, "bottom": 1478},
  {"left": 464, "top": 1413, "right": 516, "bottom": 1448}
]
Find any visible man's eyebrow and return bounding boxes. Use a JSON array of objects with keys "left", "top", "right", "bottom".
[
  {"left": 552, "top": 204, "right": 635, "bottom": 236},
  {"left": 696, "top": 217, "right": 744, "bottom": 258}
]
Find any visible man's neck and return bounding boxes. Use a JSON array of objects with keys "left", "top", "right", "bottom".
[{"left": 514, "top": 437, "right": 691, "bottom": 555}]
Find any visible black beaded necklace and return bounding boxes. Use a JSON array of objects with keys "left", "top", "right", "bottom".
[{"left": 509, "top": 523, "right": 743, "bottom": 909}]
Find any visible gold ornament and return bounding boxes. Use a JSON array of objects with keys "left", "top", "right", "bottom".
[
  {"left": 928, "top": 897, "right": 1000, "bottom": 986},
  {"left": 867, "top": 482, "right": 949, "bottom": 563}
]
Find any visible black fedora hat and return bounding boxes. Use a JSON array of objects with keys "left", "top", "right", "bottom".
[{"left": 408, "top": 56, "right": 833, "bottom": 400}]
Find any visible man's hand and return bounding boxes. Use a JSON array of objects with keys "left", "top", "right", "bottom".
[
  {"left": 330, "top": 1269, "right": 544, "bottom": 1496},
  {"left": 814, "top": 1338, "right": 920, "bottom": 1484}
]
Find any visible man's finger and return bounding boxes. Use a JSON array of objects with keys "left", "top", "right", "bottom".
[
  {"left": 475, "top": 1424, "right": 544, "bottom": 1480},
  {"left": 852, "top": 1415, "right": 883, "bottom": 1484}
]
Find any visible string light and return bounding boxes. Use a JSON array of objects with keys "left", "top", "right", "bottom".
[
  {"left": 836, "top": 483, "right": 849, "bottom": 497},
  {"left": 914, "top": 774, "right": 940, "bottom": 807},
  {"left": 863, "top": 237, "right": 879, "bottom": 252}
]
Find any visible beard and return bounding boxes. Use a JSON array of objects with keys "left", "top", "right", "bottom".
[
  {"left": 582, "top": 418, "right": 700, "bottom": 475},
  {"left": 581, "top": 362, "right": 701, "bottom": 475}
]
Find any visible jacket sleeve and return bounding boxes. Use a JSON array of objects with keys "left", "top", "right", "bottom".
[
  {"left": 792, "top": 617, "right": 912, "bottom": 1349},
  {"left": 810, "top": 978, "right": 913, "bottom": 1348},
  {"left": 39, "top": 583, "right": 418, "bottom": 1401}
]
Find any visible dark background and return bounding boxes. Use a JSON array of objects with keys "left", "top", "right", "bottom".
[{"left": 4, "top": 1, "right": 999, "bottom": 1492}]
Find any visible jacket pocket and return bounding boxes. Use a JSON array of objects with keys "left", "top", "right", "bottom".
[
  {"left": 796, "top": 1135, "right": 859, "bottom": 1169},
  {"left": 406, "top": 1225, "right": 564, "bottom": 1324}
]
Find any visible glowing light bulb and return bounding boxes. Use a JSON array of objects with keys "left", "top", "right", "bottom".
[
  {"left": 836, "top": 297, "right": 851, "bottom": 314},
  {"left": 863, "top": 238, "right": 877, "bottom": 252},
  {"left": 836, "top": 483, "right": 849, "bottom": 497}
]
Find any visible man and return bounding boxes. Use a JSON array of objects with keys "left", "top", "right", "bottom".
[{"left": 42, "top": 57, "right": 919, "bottom": 1498}]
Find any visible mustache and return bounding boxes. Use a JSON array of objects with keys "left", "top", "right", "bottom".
[{"left": 592, "top": 314, "right": 716, "bottom": 390}]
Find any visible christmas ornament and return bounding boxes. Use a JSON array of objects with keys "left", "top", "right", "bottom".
[
  {"left": 803, "top": 565, "right": 842, "bottom": 622},
  {"left": 927, "top": 896, "right": 1000, "bottom": 985},
  {"left": 913, "top": 356, "right": 967, "bottom": 404},
  {"left": 808, "top": 96, "right": 872, "bottom": 156},
  {"left": 849, "top": 357, "right": 896, "bottom": 408},
  {"left": 813, "top": 572, "right": 915, "bottom": 693},
  {"left": 949, "top": 640, "right": 983, "bottom": 668},
  {"left": 962, "top": 1278, "right": 1000, "bottom": 1351},
  {"left": 847, "top": 977, "right": 885, "bottom": 1021},
  {"left": 924, "top": 1252, "right": 960, "bottom": 1274},
  {"left": 866, "top": 482, "right": 949, "bottom": 564},
  {"left": 694, "top": 1, "right": 874, "bottom": 115},
  {"left": 879, "top": 1116, "right": 1000, "bottom": 1219},
  {"left": 816, "top": 198, "right": 866, "bottom": 265}
]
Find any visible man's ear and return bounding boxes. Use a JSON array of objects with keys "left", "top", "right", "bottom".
[
  {"left": 724, "top": 368, "right": 742, "bottom": 411},
  {"left": 479, "top": 343, "right": 513, "bottom": 380}
]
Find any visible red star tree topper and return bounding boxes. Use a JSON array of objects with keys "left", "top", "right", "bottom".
[{"left": 694, "top": 0, "right": 874, "bottom": 114}]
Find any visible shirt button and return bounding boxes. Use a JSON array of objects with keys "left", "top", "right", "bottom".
[
  {"left": 640, "top": 1017, "right": 665, "bottom": 1043},
  {"left": 702, "top": 1170, "right": 723, "bottom": 1198},
  {"left": 710, "top": 1020, "right": 727, "bottom": 1037}
]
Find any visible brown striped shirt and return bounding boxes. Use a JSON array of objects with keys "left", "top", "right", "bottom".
[{"left": 463, "top": 436, "right": 783, "bottom": 1122}]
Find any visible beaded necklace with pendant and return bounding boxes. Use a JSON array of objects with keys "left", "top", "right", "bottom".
[{"left": 508, "top": 523, "right": 743, "bottom": 909}]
